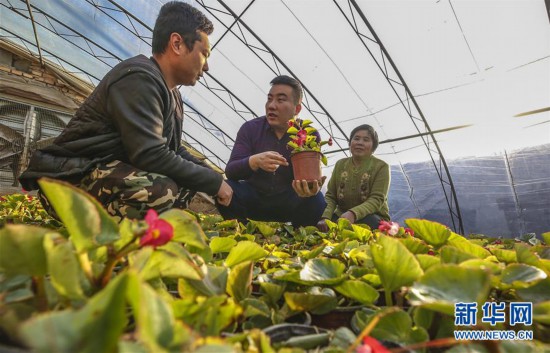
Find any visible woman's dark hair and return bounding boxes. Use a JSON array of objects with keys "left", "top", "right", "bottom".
[
  {"left": 152, "top": 1, "right": 214, "bottom": 54},
  {"left": 270, "top": 75, "right": 303, "bottom": 105},
  {"left": 349, "top": 124, "right": 379, "bottom": 152}
]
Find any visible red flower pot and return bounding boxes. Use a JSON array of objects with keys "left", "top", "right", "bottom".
[{"left": 291, "top": 151, "right": 322, "bottom": 183}]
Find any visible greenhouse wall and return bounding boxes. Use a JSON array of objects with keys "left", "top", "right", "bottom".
[{"left": 389, "top": 143, "right": 550, "bottom": 238}]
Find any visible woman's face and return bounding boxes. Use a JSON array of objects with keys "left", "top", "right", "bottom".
[{"left": 350, "top": 129, "right": 374, "bottom": 158}]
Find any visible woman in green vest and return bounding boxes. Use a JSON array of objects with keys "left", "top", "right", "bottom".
[{"left": 317, "top": 124, "right": 390, "bottom": 231}]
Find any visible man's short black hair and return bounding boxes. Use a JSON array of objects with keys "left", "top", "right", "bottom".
[
  {"left": 152, "top": 1, "right": 214, "bottom": 54},
  {"left": 270, "top": 75, "right": 303, "bottom": 105},
  {"left": 349, "top": 124, "right": 379, "bottom": 152}
]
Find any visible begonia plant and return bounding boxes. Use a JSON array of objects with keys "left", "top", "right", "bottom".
[{"left": 286, "top": 117, "right": 332, "bottom": 165}]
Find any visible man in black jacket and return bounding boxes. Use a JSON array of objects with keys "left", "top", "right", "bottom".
[{"left": 19, "top": 1, "right": 232, "bottom": 220}]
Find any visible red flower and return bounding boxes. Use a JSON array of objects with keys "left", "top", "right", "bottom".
[
  {"left": 328, "top": 137, "right": 333, "bottom": 146},
  {"left": 378, "top": 220, "right": 399, "bottom": 236},
  {"left": 294, "top": 129, "right": 308, "bottom": 147},
  {"left": 427, "top": 250, "right": 435, "bottom": 256},
  {"left": 404, "top": 227, "right": 414, "bottom": 236},
  {"left": 287, "top": 120, "right": 294, "bottom": 127},
  {"left": 357, "top": 336, "right": 390, "bottom": 353},
  {"left": 140, "top": 209, "right": 174, "bottom": 248}
]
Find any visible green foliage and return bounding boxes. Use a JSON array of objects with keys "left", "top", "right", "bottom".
[
  {"left": 0, "top": 193, "right": 61, "bottom": 228},
  {"left": 370, "top": 234, "right": 423, "bottom": 293},
  {"left": 1, "top": 185, "right": 550, "bottom": 351}
]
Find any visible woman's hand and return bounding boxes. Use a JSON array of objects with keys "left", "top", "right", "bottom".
[
  {"left": 317, "top": 218, "right": 329, "bottom": 232},
  {"left": 340, "top": 211, "right": 356, "bottom": 224}
]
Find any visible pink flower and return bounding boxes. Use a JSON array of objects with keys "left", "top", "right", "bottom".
[
  {"left": 356, "top": 336, "right": 390, "bottom": 353},
  {"left": 378, "top": 220, "right": 399, "bottom": 236},
  {"left": 404, "top": 227, "right": 414, "bottom": 236},
  {"left": 328, "top": 137, "right": 333, "bottom": 146},
  {"left": 427, "top": 250, "right": 435, "bottom": 256},
  {"left": 295, "top": 129, "right": 308, "bottom": 147},
  {"left": 140, "top": 209, "right": 174, "bottom": 248}
]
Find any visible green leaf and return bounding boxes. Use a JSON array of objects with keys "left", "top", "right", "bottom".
[
  {"left": 172, "top": 295, "right": 241, "bottom": 336},
  {"left": 440, "top": 245, "right": 477, "bottom": 264},
  {"left": 241, "top": 298, "right": 271, "bottom": 318},
  {"left": 330, "top": 327, "right": 356, "bottom": 349},
  {"left": 0, "top": 225, "right": 49, "bottom": 276},
  {"left": 20, "top": 272, "right": 129, "bottom": 353},
  {"left": 516, "top": 278, "right": 550, "bottom": 303},
  {"left": 500, "top": 263, "right": 547, "bottom": 288},
  {"left": 368, "top": 308, "right": 429, "bottom": 347},
  {"left": 515, "top": 243, "right": 545, "bottom": 268},
  {"left": 299, "top": 244, "right": 326, "bottom": 260},
  {"left": 209, "top": 237, "right": 237, "bottom": 254},
  {"left": 533, "top": 300, "right": 550, "bottom": 324},
  {"left": 405, "top": 218, "right": 451, "bottom": 248},
  {"left": 44, "top": 233, "right": 85, "bottom": 299},
  {"left": 399, "top": 236, "right": 430, "bottom": 254},
  {"left": 492, "top": 248, "right": 517, "bottom": 263},
  {"left": 299, "top": 258, "right": 346, "bottom": 285},
  {"left": 459, "top": 259, "right": 503, "bottom": 276},
  {"left": 160, "top": 209, "right": 209, "bottom": 252},
  {"left": 226, "top": 261, "right": 253, "bottom": 302},
  {"left": 408, "top": 264, "right": 491, "bottom": 316},
  {"left": 287, "top": 126, "right": 299, "bottom": 134},
  {"left": 415, "top": 254, "right": 441, "bottom": 271},
  {"left": 114, "top": 218, "right": 139, "bottom": 251},
  {"left": 284, "top": 288, "right": 338, "bottom": 314},
  {"left": 126, "top": 273, "right": 179, "bottom": 352},
  {"left": 178, "top": 265, "right": 228, "bottom": 297},
  {"left": 321, "top": 154, "right": 328, "bottom": 166},
  {"left": 258, "top": 276, "right": 286, "bottom": 306},
  {"left": 194, "top": 344, "right": 237, "bottom": 353},
  {"left": 118, "top": 341, "right": 149, "bottom": 353},
  {"left": 250, "top": 221, "right": 277, "bottom": 237},
  {"left": 225, "top": 241, "right": 268, "bottom": 267},
  {"left": 447, "top": 233, "right": 491, "bottom": 258},
  {"left": 139, "top": 248, "right": 203, "bottom": 281},
  {"left": 370, "top": 235, "right": 423, "bottom": 292},
  {"left": 542, "top": 232, "right": 550, "bottom": 245},
  {"left": 350, "top": 224, "right": 373, "bottom": 242},
  {"left": 333, "top": 280, "right": 379, "bottom": 305},
  {"left": 38, "top": 178, "right": 119, "bottom": 252}
]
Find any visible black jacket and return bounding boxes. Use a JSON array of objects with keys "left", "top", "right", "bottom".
[{"left": 19, "top": 55, "right": 223, "bottom": 195}]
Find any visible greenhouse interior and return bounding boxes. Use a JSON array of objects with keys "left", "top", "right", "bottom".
[{"left": 1, "top": 0, "right": 550, "bottom": 352}]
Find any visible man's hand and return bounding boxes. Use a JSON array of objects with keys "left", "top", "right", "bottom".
[
  {"left": 249, "top": 151, "right": 288, "bottom": 172},
  {"left": 216, "top": 180, "right": 233, "bottom": 206},
  {"left": 339, "top": 210, "right": 356, "bottom": 224},
  {"left": 317, "top": 218, "right": 329, "bottom": 232},
  {"left": 292, "top": 176, "right": 326, "bottom": 197}
]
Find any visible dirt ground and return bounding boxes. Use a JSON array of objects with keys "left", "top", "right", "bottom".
[{"left": 188, "top": 193, "right": 220, "bottom": 215}]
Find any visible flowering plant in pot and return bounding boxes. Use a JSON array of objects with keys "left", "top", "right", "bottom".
[{"left": 286, "top": 118, "right": 332, "bottom": 183}]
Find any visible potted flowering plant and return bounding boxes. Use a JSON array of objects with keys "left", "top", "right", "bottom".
[{"left": 286, "top": 118, "right": 332, "bottom": 183}]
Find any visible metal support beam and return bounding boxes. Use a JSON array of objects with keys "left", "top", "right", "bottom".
[{"left": 333, "top": 0, "right": 464, "bottom": 233}]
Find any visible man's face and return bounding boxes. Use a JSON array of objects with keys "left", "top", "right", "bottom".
[
  {"left": 178, "top": 31, "right": 211, "bottom": 86},
  {"left": 265, "top": 84, "right": 301, "bottom": 133}
]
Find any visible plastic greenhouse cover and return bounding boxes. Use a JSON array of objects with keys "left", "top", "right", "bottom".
[{"left": 0, "top": 0, "right": 549, "bottom": 237}]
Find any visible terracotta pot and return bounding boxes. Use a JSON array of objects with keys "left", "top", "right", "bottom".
[
  {"left": 290, "top": 151, "right": 322, "bottom": 183},
  {"left": 310, "top": 305, "right": 363, "bottom": 329},
  {"left": 262, "top": 324, "right": 329, "bottom": 345}
]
